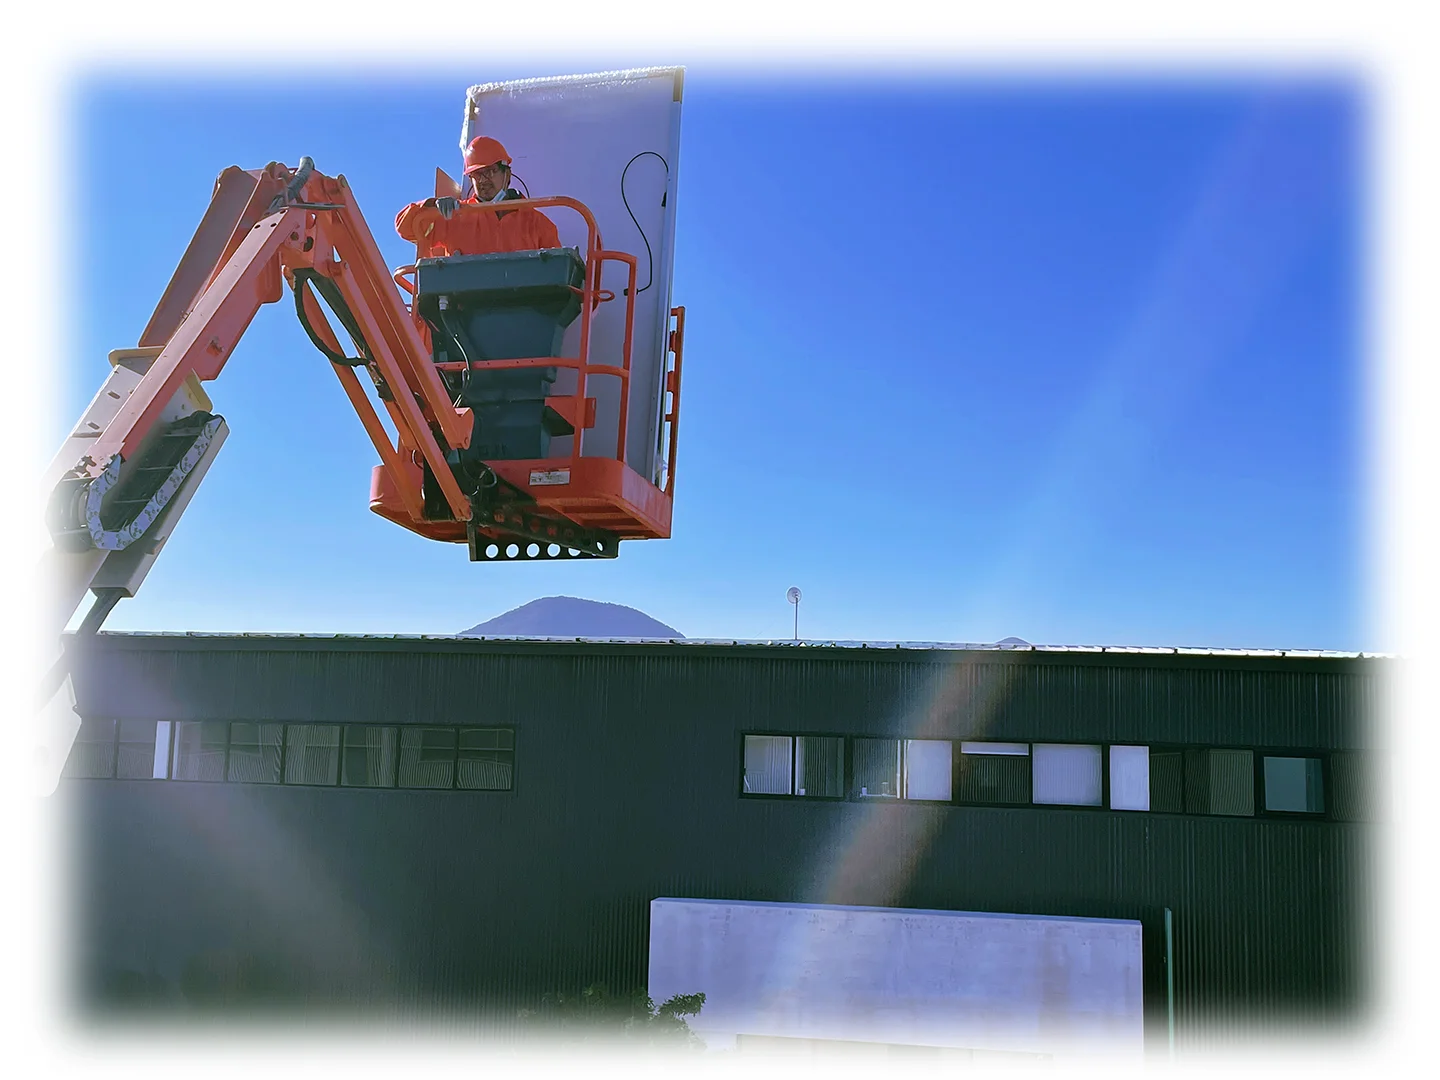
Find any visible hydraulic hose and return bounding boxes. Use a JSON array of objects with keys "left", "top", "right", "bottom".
[
  {"left": 268, "top": 156, "right": 316, "bottom": 213},
  {"left": 286, "top": 156, "right": 315, "bottom": 202},
  {"left": 291, "top": 268, "right": 370, "bottom": 368}
]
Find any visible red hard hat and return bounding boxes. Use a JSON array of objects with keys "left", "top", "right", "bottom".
[{"left": 464, "top": 136, "right": 512, "bottom": 176}]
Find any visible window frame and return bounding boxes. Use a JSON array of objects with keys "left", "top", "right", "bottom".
[
  {"left": 456, "top": 725, "right": 518, "bottom": 793},
  {"left": 849, "top": 736, "right": 906, "bottom": 802},
  {"left": 280, "top": 723, "right": 344, "bottom": 787},
  {"left": 63, "top": 717, "right": 120, "bottom": 779},
  {"left": 1255, "top": 747, "right": 1330, "bottom": 820},
  {"left": 64, "top": 713, "right": 1346, "bottom": 825},
  {"left": 226, "top": 721, "right": 285, "bottom": 785},
  {"left": 1182, "top": 745, "right": 1256, "bottom": 818},
  {"left": 340, "top": 724, "right": 402, "bottom": 789},
  {"left": 1324, "top": 748, "right": 1371, "bottom": 823},
  {"left": 845, "top": 736, "right": 955, "bottom": 804},
  {"left": 113, "top": 719, "right": 172, "bottom": 781},
  {"left": 58, "top": 719, "right": 517, "bottom": 795},
  {"left": 388, "top": 724, "right": 520, "bottom": 794},
  {"left": 170, "top": 719, "right": 231, "bottom": 783},
  {"left": 1143, "top": 742, "right": 1340, "bottom": 821},
  {"left": 951, "top": 740, "right": 1035, "bottom": 809},
  {"left": 1106, "top": 744, "right": 1151, "bottom": 813},
  {"left": 1029, "top": 742, "right": 1109, "bottom": 811},
  {"left": 1144, "top": 744, "right": 1188, "bottom": 816},
  {"left": 396, "top": 724, "right": 460, "bottom": 790},
  {"left": 733, "top": 734, "right": 1355, "bottom": 824},
  {"left": 737, "top": 731, "right": 796, "bottom": 798},
  {"left": 737, "top": 731, "right": 848, "bottom": 802},
  {"left": 901, "top": 738, "right": 955, "bottom": 803}
]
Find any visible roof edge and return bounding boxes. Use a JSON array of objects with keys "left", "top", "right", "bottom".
[{"left": 79, "top": 631, "right": 1391, "bottom": 660}]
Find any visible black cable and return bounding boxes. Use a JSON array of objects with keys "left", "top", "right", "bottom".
[
  {"left": 290, "top": 268, "right": 370, "bottom": 367},
  {"left": 437, "top": 307, "right": 477, "bottom": 408},
  {"left": 434, "top": 310, "right": 499, "bottom": 498},
  {"left": 620, "top": 151, "right": 669, "bottom": 295}
]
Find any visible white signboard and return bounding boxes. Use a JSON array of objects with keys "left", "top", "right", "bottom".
[
  {"left": 462, "top": 69, "right": 683, "bottom": 483},
  {"left": 648, "top": 897, "right": 1146, "bottom": 1057}
]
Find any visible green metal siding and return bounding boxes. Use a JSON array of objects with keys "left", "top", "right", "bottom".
[{"left": 64, "top": 635, "right": 1382, "bottom": 1045}]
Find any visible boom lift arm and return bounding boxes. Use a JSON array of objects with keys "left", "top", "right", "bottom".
[
  {"left": 38, "top": 156, "right": 686, "bottom": 790},
  {"left": 44, "top": 158, "right": 479, "bottom": 647}
]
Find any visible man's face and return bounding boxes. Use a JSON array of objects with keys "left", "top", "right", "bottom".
[{"left": 469, "top": 162, "right": 509, "bottom": 201}]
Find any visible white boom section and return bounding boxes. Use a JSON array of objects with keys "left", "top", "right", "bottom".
[{"left": 36, "top": 347, "right": 227, "bottom": 795}]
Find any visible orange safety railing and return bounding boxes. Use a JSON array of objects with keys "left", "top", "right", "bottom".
[
  {"left": 663, "top": 304, "right": 686, "bottom": 495},
  {"left": 393, "top": 195, "right": 640, "bottom": 468}
]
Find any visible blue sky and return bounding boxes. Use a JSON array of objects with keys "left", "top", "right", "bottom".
[{"left": 63, "top": 65, "right": 1363, "bottom": 649}]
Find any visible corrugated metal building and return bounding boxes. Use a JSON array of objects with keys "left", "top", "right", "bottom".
[{"left": 61, "top": 632, "right": 1383, "bottom": 1048}]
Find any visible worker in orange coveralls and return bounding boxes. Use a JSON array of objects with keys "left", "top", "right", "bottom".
[{"left": 395, "top": 136, "right": 560, "bottom": 257}]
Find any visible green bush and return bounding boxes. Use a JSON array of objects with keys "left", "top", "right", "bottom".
[{"left": 517, "top": 983, "right": 706, "bottom": 1047}]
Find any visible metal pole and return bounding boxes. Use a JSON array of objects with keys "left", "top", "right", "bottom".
[
  {"left": 1164, "top": 906, "right": 1175, "bottom": 1058},
  {"left": 793, "top": 603, "right": 798, "bottom": 641}
]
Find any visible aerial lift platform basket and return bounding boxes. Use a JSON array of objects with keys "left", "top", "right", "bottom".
[{"left": 378, "top": 188, "right": 686, "bottom": 562}]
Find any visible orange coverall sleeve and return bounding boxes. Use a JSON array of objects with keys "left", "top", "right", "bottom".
[
  {"left": 532, "top": 210, "right": 560, "bottom": 250},
  {"left": 395, "top": 199, "right": 442, "bottom": 243}
]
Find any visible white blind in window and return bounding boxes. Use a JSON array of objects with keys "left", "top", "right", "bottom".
[
  {"left": 743, "top": 736, "right": 792, "bottom": 795},
  {"left": 1109, "top": 745, "right": 1150, "bottom": 811},
  {"left": 904, "top": 740, "right": 952, "bottom": 801},
  {"left": 1033, "top": 744, "right": 1102, "bottom": 806}
]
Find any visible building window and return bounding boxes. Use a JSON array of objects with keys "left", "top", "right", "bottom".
[
  {"left": 172, "top": 721, "right": 228, "bottom": 782},
  {"left": 741, "top": 735, "right": 842, "bottom": 797},
  {"left": 284, "top": 724, "right": 341, "bottom": 786},
  {"left": 1184, "top": 748, "right": 1255, "bottom": 817},
  {"left": 1149, "top": 750, "right": 1184, "bottom": 813},
  {"left": 342, "top": 726, "right": 399, "bottom": 788},
  {"left": 116, "top": 720, "right": 170, "bottom": 780},
  {"left": 399, "top": 727, "right": 458, "bottom": 789},
  {"left": 850, "top": 739, "right": 952, "bottom": 801},
  {"left": 60, "top": 719, "right": 516, "bottom": 793},
  {"left": 903, "top": 740, "right": 953, "bottom": 801},
  {"left": 458, "top": 728, "right": 515, "bottom": 790},
  {"left": 63, "top": 718, "right": 117, "bottom": 779},
  {"left": 852, "top": 739, "right": 902, "bottom": 799},
  {"left": 955, "top": 742, "right": 1031, "bottom": 805},
  {"left": 1327, "top": 751, "right": 1370, "bottom": 822},
  {"left": 227, "top": 723, "right": 283, "bottom": 783},
  {"left": 795, "top": 736, "right": 844, "bottom": 798},
  {"left": 1032, "top": 744, "right": 1103, "bottom": 807},
  {"left": 1263, "top": 755, "right": 1324, "bottom": 814},
  {"left": 742, "top": 735, "right": 793, "bottom": 794},
  {"left": 1108, "top": 745, "right": 1150, "bottom": 811}
]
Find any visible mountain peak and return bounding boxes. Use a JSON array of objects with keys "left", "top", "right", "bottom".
[{"left": 459, "top": 596, "right": 683, "bottom": 639}]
